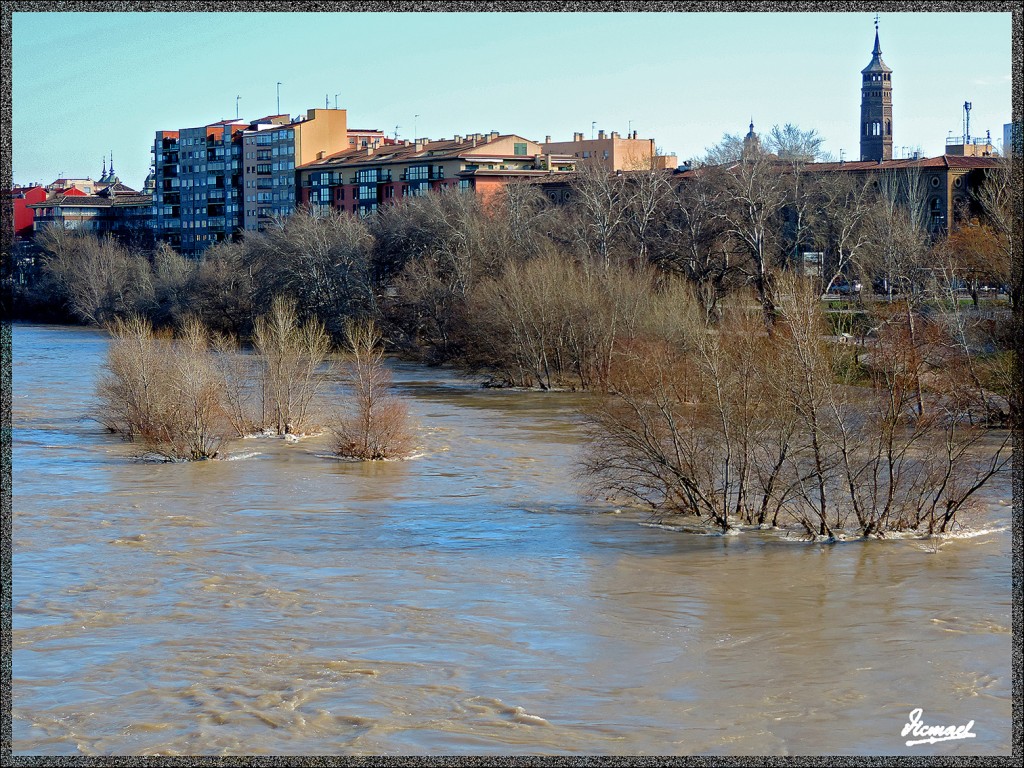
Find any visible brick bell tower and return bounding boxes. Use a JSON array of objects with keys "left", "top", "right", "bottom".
[{"left": 860, "top": 16, "right": 893, "bottom": 162}]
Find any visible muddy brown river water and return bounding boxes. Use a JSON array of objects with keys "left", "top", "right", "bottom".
[{"left": 10, "top": 323, "right": 1013, "bottom": 755}]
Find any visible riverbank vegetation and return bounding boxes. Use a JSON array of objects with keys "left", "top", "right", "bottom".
[
  {"left": 581, "top": 276, "right": 1012, "bottom": 539},
  {"left": 23, "top": 141, "right": 1016, "bottom": 534}
]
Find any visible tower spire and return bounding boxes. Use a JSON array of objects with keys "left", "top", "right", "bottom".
[{"left": 860, "top": 15, "right": 893, "bottom": 162}]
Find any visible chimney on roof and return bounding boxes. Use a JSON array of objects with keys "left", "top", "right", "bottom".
[
  {"left": 633, "top": 131, "right": 638, "bottom": 140},
  {"left": 366, "top": 146, "right": 373, "bottom": 156},
  {"left": 316, "top": 150, "right": 325, "bottom": 160},
  {"left": 454, "top": 135, "right": 462, "bottom": 144},
  {"left": 573, "top": 132, "right": 583, "bottom": 142},
  {"left": 611, "top": 131, "right": 619, "bottom": 139},
  {"left": 545, "top": 135, "right": 551, "bottom": 144},
  {"left": 489, "top": 130, "right": 499, "bottom": 141},
  {"left": 404, "top": 139, "right": 411, "bottom": 146},
  {"left": 471, "top": 133, "right": 481, "bottom": 141},
  {"left": 598, "top": 130, "right": 606, "bottom": 140}
]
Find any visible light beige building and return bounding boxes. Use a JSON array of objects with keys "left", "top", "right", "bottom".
[
  {"left": 944, "top": 134, "right": 998, "bottom": 157},
  {"left": 541, "top": 130, "right": 676, "bottom": 171},
  {"left": 241, "top": 108, "right": 350, "bottom": 232}
]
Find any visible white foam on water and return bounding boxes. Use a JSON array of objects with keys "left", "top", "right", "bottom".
[{"left": 223, "top": 451, "right": 262, "bottom": 461}]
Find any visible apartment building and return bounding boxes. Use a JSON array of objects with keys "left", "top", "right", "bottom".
[
  {"left": 28, "top": 181, "right": 154, "bottom": 241},
  {"left": 297, "top": 131, "right": 576, "bottom": 217},
  {"left": 240, "top": 108, "right": 349, "bottom": 233},
  {"left": 541, "top": 130, "right": 676, "bottom": 171},
  {"left": 153, "top": 108, "right": 355, "bottom": 254},
  {"left": 153, "top": 119, "right": 248, "bottom": 255}
]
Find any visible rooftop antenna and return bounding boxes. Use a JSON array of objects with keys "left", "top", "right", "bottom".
[
  {"left": 236, "top": 95, "right": 241, "bottom": 120},
  {"left": 963, "top": 101, "right": 972, "bottom": 143},
  {"left": 839, "top": 148, "right": 845, "bottom": 163},
  {"left": 325, "top": 94, "right": 329, "bottom": 109},
  {"left": 277, "top": 81, "right": 282, "bottom": 115},
  {"left": 592, "top": 121, "right": 596, "bottom": 140},
  {"left": 394, "top": 125, "right": 401, "bottom": 141},
  {"left": 414, "top": 114, "right": 420, "bottom": 141}
]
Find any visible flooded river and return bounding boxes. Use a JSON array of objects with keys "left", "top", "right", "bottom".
[{"left": 10, "top": 323, "right": 1013, "bottom": 755}]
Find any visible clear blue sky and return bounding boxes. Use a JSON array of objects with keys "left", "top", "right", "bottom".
[{"left": 12, "top": 10, "right": 1014, "bottom": 189}]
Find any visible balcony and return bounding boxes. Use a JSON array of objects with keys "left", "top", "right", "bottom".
[{"left": 350, "top": 171, "right": 391, "bottom": 184}]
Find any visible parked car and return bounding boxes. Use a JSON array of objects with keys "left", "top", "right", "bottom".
[{"left": 832, "top": 279, "right": 862, "bottom": 296}]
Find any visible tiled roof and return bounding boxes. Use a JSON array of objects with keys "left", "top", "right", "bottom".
[
  {"left": 301, "top": 135, "right": 535, "bottom": 170},
  {"left": 808, "top": 155, "right": 1003, "bottom": 172},
  {"left": 29, "top": 193, "right": 151, "bottom": 209}
]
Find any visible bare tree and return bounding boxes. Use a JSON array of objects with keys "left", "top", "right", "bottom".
[
  {"left": 706, "top": 149, "right": 789, "bottom": 327},
  {"left": 245, "top": 208, "right": 376, "bottom": 336},
  {"left": 569, "top": 163, "right": 628, "bottom": 272},
  {"left": 96, "top": 315, "right": 229, "bottom": 460},
  {"left": 702, "top": 132, "right": 744, "bottom": 166},
  {"left": 37, "top": 227, "right": 154, "bottom": 325},
  {"left": 813, "top": 172, "right": 877, "bottom": 291},
  {"left": 252, "top": 297, "right": 332, "bottom": 435},
  {"left": 971, "top": 156, "right": 1017, "bottom": 309},
  {"left": 622, "top": 167, "right": 671, "bottom": 266},
  {"left": 763, "top": 124, "right": 830, "bottom": 162},
  {"left": 332, "top": 320, "right": 415, "bottom": 460}
]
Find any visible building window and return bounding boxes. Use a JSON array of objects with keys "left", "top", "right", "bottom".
[
  {"left": 514, "top": 142, "right": 527, "bottom": 156},
  {"left": 406, "top": 165, "right": 429, "bottom": 181}
]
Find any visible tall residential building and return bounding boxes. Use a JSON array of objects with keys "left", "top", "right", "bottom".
[
  {"left": 240, "top": 108, "right": 349, "bottom": 232},
  {"left": 860, "top": 19, "right": 893, "bottom": 162},
  {"left": 297, "top": 132, "right": 576, "bottom": 216},
  {"left": 153, "top": 108, "right": 352, "bottom": 255},
  {"left": 153, "top": 119, "right": 248, "bottom": 255}
]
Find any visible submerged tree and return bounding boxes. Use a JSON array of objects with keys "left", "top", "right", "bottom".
[
  {"left": 97, "top": 315, "right": 228, "bottom": 460},
  {"left": 252, "top": 297, "right": 332, "bottom": 435},
  {"left": 332, "top": 321, "right": 415, "bottom": 460}
]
